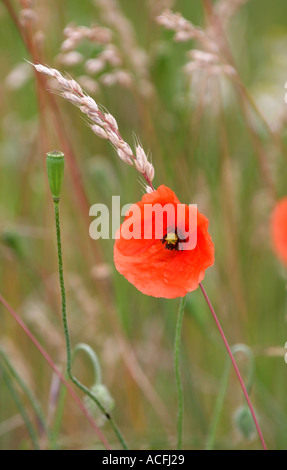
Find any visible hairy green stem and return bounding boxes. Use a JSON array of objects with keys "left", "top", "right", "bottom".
[
  {"left": 53, "top": 199, "right": 128, "bottom": 450},
  {"left": 174, "top": 296, "right": 187, "bottom": 450},
  {"left": 54, "top": 201, "right": 71, "bottom": 373}
]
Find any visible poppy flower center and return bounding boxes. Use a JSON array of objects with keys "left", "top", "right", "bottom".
[{"left": 162, "top": 231, "right": 179, "bottom": 250}]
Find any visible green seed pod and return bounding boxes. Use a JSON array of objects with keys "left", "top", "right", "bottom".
[
  {"left": 234, "top": 405, "right": 256, "bottom": 440},
  {"left": 46, "top": 151, "right": 65, "bottom": 201},
  {"left": 84, "top": 384, "right": 115, "bottom": 427}
]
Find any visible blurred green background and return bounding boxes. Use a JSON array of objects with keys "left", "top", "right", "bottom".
[{"left": 0, "top": 0, "right": 287, "bottom": 450}]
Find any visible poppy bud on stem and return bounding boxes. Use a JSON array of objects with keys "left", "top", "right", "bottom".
[
  {"left": 47, "top": 151, "right": 128, "bottom": 449},
  {"left": 46, "top": 151, "right": 65, "bottom": 201}
]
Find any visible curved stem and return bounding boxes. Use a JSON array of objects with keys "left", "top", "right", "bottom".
[
  {"left": 199, "top": 282, "right": 267, "bottom": 450},
  {"left": 73, "top": 343, "right": 102, "bottom": 386},
  {"left": 174, "top": 296, "right": 187, "bottom": 450},
  {"left": 53, "top": 200, "right": 128, "bottom": 450}
]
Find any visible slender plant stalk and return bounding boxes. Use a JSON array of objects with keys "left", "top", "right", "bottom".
[
  {"left": 205, "top": 344, "right": 254, "bottom": 450},
  {"left": 199, "top": 282, "right": 267, "bottom": 450},
  {"left": 53, "top": 200, "right": 128, "bottom": 450},
  {"left": 0, "top": 348, "right": 50, "bottom": 440},
  {"left": 53, "top": 200, "right": 72, "bottom": 371},
  {"left": 1, "top": 367, "right": 40, "bottom": 450},
  {"left": 205, "top": 358, "right": 231, "bottom": 450},
  {"left": 206, "top": 344, "right": 255, "bottom": 450},
  {"left": 50, "top": 379, "right": 68, "bottom": 450},
  {"left": 174, "top": 296, "right": 187, "bottom": 450}
]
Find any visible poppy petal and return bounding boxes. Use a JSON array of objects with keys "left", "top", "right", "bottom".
[
  {"left": 271, "top": 197, "right": 287, "bottom": 266},
  {"left": 114, "top": 185, "right": 215, "bottom": 299}
]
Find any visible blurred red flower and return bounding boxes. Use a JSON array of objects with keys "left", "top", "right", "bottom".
[
  {"left": 271, "top": 197, "right": 287, "bottom": 266},
  {"left": 114, "top": 185, "right": 214, "bottom": 298}
]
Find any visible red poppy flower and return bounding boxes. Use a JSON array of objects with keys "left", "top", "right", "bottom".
[
  {"left": 114, "top": 185, "right": 215, "bottom": 298},
  {"left": 271, "top": 197, "right": 287, "bottom": 266}
]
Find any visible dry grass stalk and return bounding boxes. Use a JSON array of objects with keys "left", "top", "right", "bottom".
[
  {"left": 148, "top": 0, "right": 175, "bottom": 17},
  {"left": 157, "top": 9, "right": 237, "bottom": 80},
  {"left": 215, "top": 0, "right": 250, "bottom": 24},
  {"left": 94, "top": 0, "right": 153, "bottom": 96},
  {"left": 32, "top": 63, "right": 155, "bottom": 190},
  {"left": 157, "top": 9, "right": 218, "bottom": 52},
  {"left": 61, "top": 23, "right": 112, "bottom": 52},
  {"left": 57, "top": 0, "right": 153, "bottom": 97}
]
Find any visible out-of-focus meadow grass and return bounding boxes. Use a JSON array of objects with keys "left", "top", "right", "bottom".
[{"left": 0, "top": 0, "right": 287, "bottom": 450}]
